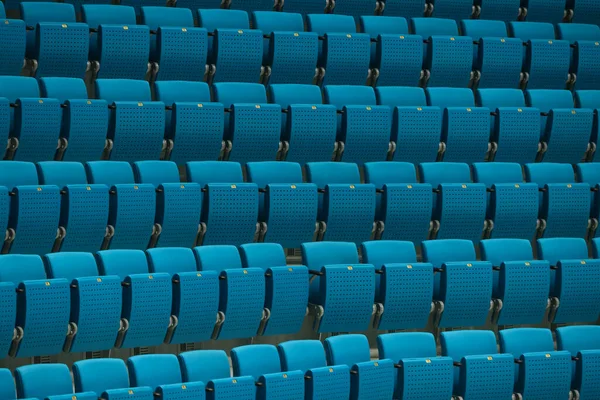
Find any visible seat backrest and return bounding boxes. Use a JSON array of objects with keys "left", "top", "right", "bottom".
[
  {"left": 252, "top": 11, "right": 304, "bottom": 33},
  {"left": 44, "top": 252, "right": 100, "bottom": 281},
  {"left": 361, "top": 240, "right": 418, "bottom": 269},
  {"left": 37, "top": 161, "right": 88, "bottom": 188},
  {"left": 440, "top": 330, "right": 498, "bottom": 359},
  {"left": 268, "top": 84, "right": 323, "bottom": 109},
  {"left": 82, "top": 4, "right": 136, "bottom": 27},
  {"left": 73, "top": 358, "right": 131, "bottom": 394},
  {"left": 95, "top": 249, "right": 149, "bottom": 281},
  {"left": 306, "top": 14, "right": 356, "bottom": 34},
  {"left": 179, "top": 350, "right": 232, "bottom": 382},
  {"left": 426, "top": 87, "right": 475, "bottom": 108},
  {"left": 472, "top": 162, "right": 523, "bottom": 186},
  {"left": 20, "top": 2, "right": 76, "bottom": 24},
  {"left": 39, "top": 78, "right": 88, "bottom": 103},
  {"left": 305, "top": 162, "right": 361, "bottom": 187},
  {"left": 577, "top": 163, "right": 600, "bottom": 186},
  {"left": 378, "top": 332, "right": 437, "bottom": 360},
  {"left": 476, "top": 88, "right": 527, "bottom": 109},
  {"left": 324, "top": 334, "right": 370, "bottom": 366},
  {"left": 422, "top": 239, "right": 476, "bottom": 266},
  {"left": 186, "top": 161, "right": 244, "bottom": 187},
  {"left": 239, "top": 243, "right": 287, "bottom": 270},
  {"left": 524, "top": 163, "right": 575, "bottom": 185},
  {"left": 231, "top": 344, "right": 282, "bottom": 378},
  {"left": 197, "top": 9, "right": 250, "bottom": 31},
  {"left": 537, "top": 237, "right": 588, "bottom": 266},
  {"left": 128, "top": 354, "right": 183, "bottom": 387},
  {"left": 301, "top": 242, "right": 359, "bottom": 273},
  {"left": 0, "top": 76, "right": 40, "bottom": 102},
  {"left": 360, "top": 16, "right": 409, "bottom": 35},
  {"left": 499, "top": 327, "right": 554, "bottom": 356},
  {"left": 324, "top": 85, "right": 376, "bottom": 108},
  {"left": 364, "top": 162, "right": 418, "bottom": 188},
  {"left": 95, "top": 79, "right": 152, "bottom": 104},
  {"left": 556, "top": 325, "right": 600, "bottom": 353},
  {"left": 0, "top": 368, "right": 15, "bottom": 400},
  {"left": 15, "top": 364, "right": 73, "bottom": 399},
  {"left": 212, "top": 82, "right": 267, "bottom": 108},
  {"left": 411, "top": 17, "right": 458, "bottom": 36},
  {"left": 278, "top": 340, "right": 327, "bottom": 372},
  {"left": 375, "top": 87, "right": 427, "bottom": 107},
  {"left": 419, "top": 162, "right": 471, "bottom": 187},
  {"left": 141, "top": 6, "right": 194, "bottom": 29},
  {"left": 557, "top": 23, "right": 600, "bottom": 42},
  {"left": 526, "top": 89, "right": 574, "bottom": 113},
  {"left": 461, "top": 19, "right": 508, "bottom": 39},
  {"left": 146, "top": 247, "right": 198, "bottom": 275},
  {"left": 574, "top": 89, "right": 600, "bottom": 109},
  {"left": 85, "top": 161, "right": 135, "bottom": 185},
  {"left": 0, "top": 161, "right": 38, "bottom": 190},
  {"left": 509, "top": 21, "right": 556, "bottom": 40},
  {"left": 133, "top": 161, "right": 180, "bottom": 187},
  {"left": 246, "top": 161, "right": 303, "bottom": 187},
  {"left": 480, "top": 239, "right": 534, "bottom": 265},
  {"left": 0, "top": 254, "right": 46, "bottom": 285},
  {"left": 194, "top": 245, "right": 242, "bottom": 273},
  {"left": 155, "top": 81, "right": 211, "bottom": 106}
]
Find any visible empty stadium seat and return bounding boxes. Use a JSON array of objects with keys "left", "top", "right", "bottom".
[
  {"left": 523, "top": 0, "right": 567, "bottom": 23},
  {"left": 361, "top": 240, "right": 434, "bottom": 330},
  {"left": 571, "top": 0, "right": 600, "bottom": 25},
  {"left": 422, "top": 239, "right": 493, "bottom": 328},
  {"left": 359, "top": 16, "right": 423, "bottom": 86},
  {"left": 378, "top": 332, "right": 453, "bottom": 399},
  {"left": 538, "top": 237, "right": 600, "bottom": 323},
  {"left": 86, "top": 161, "right": 156, "bottom": 249},
  {"left": 0, "top": 255, "right": 69, "bottom": 358},
  {"left": 154, "top": 81, "right": 222, "bottom": 164},
  {"left": 475, "top": 89, "right": 541, "bottom": 163},
  {"left": 426, "top": 88, "right": 491, "bottom": 163},
  {"left": 306, "top": 162, "right": 376, "bottom": 243},
  {"left": 306, "top": 14, "right": 371, "bottom": 85},
  {"left": 95, "top": 249, "right": 172, "bottom": 348},
  {"left": 228, "top": 0, "right": 278, "bottom": 12},
  {"left": 480, "top": 238, "right": 550, "bottom": 325},
  {"left": 37, "top": 161, "right": 109, "bottom": 252},
  {"left": 15, "top": 364, "right": 97, "bottom": 400},
  {"left": 420, "top": 162, "right": 486, "bottom": 242},
  {"left": 557, "top": 23, "right": 600, "bottom": 90},
  {"left": 412, "top": 18, "right": 473, "bottom": 87},
  {"left": 576, "top": 162, "right": 600, "bottom": 221},
  {"left": 0, "top": 161, "right": 60, "bottom": 255},
  {"left": 186, "top": 161, "right": 259, "bottom": 245},
  {"left": 440, "top": 330, "right": 515, "bottom": 399},
  {"left": 525, "top": 163, "right": 591, "bottom": 238},
  {"left": 231, "top": 344, "right": 304, "bottom": 400},
  {"left": 133, "top": 160, "right": 202, "bottom": 248},
  {"left": 198, "top": 9, "right": 263, "bottom": 83},
  {"left": 0, "top": 14, "right": 26, "bottom": 77},
  {"left": 526, "top": 89, "right": 594, "bottom": 163},
  {"left": 146, "top": 247, "right": 219, "bottom": 344},
  {"left": 364, "top": 162, "right": 433, "bottom": 243},
  {"left": 472, "top": 162, "right": 539, "bottom": 239},
  {"left": 477, "top": 0, "right": 521, "bottom": 21},
  {"left": 381, "top": 0, "right": 427, "bottom": 18},
  {"left": 574, "top": 89, "right": 600, "bottom": 149},
  {"left": 0, "top": 369, "right": 18, "bottom": 400},
  {"left": 375, "top": 87, "right": 443, "bottom": 163},
  {"left": 195, "top": 245, "right": 265, "bottom": 339},
  {"left": 246, "top": 161, "right": 318, "bottom": 247},
  {"left": 141, "top": 7, "right": 208, "bottom": 82},
  {"left": 556, "top": 325, "right": 600, "bottom": 400},
  {"left": 213, "top": 82, "right": 281, "bottom": 162},
  {"left": 461, "top": 20, "right": 523, "bottom": 88},
  {"left": 278, "top": 340, "right": 350, "bottom": 400},
  {"left": 252, "top": 11, "right": 319, "bottom": 85},
  {"left": 509, "top": 22, "right": 570, "bottom": 89},
  {"left": 44, "top": 252, "right": 121, "bottom": 354},
  {"left": 324, "top": 85, "right": 392, "bottom": 164},
  {"left": 74, "top": 358, "right": 154, "bottom": 399},
  {"left": 331, "top": 0, "right": 378, "bottom": 19},
  {"left": 179, "top": 350, "right": 255, "bottom": 398},
  {"left": 0, "top": 276, "right": 13, "bottom": 359},
  {"left": 239, "top": 243, "right": 309, "bottom": 336},
  {"left": 430, "top": 0, "right": 474, "bottom": 19},
  {"left": 499, "top": 328, "right": 572, "bottom": 400},
  {"left": 301, "top": 241, "right": 375, "bottom": 333}
]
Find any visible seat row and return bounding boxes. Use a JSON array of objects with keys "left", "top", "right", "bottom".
[
  {"left": 2, "top": 4, "right": 600, "bottom": 90},
  {"left": 3, "top": 326, "right": 600, "bottom": 399},
  {"left": 2, "top": 77, "right": 600, "bottom": 166},
  {"left": 1, "top": 237, "right": 599, "bottom": 360}
]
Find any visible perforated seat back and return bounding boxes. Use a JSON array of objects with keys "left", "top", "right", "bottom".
[
  {"left": 0, "top": 76, "right": 39, "bottom": 135},
  {"left": 430, "top": 0, "right": 474, "bottom": 19},
  {"left": 382, "top": 0, "right": 427, "bottom": 17},
  {"left": 524, "top": 0, "right": 567, "bottom": 23},
  {"left": 155, "top": 81, "right": 212, "bottom": 137},
  {"left": 140, "top": 6, "right": 194, "bottom": 63},
  {"left": 73, "top": 358, "right": 131, "bottom": 394},
  {"left": 360, "top": 16, "right": 411, "bottom": 73},
  {"left": 332, "top": 0, "right": 378, "bottom": 19},
  {"left": 0, "top": 19, "right": 26, "bottom": 77},
  {"left": 324, "top": 85, "right": 377, "bottom": 139},
  {"left": 20, "top": 3, "right": 76, "bottom": 58},
  {"left": 577, "top": 162, "right": 600, "bottom": 218},
  {"left": 198, "top": 9, "right": 249, "bottom": 63}
]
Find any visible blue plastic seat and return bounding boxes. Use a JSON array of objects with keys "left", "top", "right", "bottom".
[
  {"left": 179, "top": 350, "right": 255, "bottom": 399},
  {"left": 430, "top": 0, "right": 474, "bottom": 19},
  {"left": 556, "top": 325, "right": 600, "bottom": 400},
  {"left": 557, "top": 24, "right": 600, "bottom": 90},
  {"left": 331, "top": 0, "right": 378, "bottom": 19},
  {"left": 246, "top": 162, "right": 317, "bottom": 247},
  {"left": 146, "top": 247, "right": 219, "bottom": 344},
  {"left": 538, "top": 238, "right": 600, "bottom": 324},
  {"left": 252, "top": 11, "right": 319, "bottom": 85},
  {"left": 376, "top": 87, "right": 442, "bottom": 163},
  {"left": 475, "top": 89, "right": 540, "bottom": 163},
  {"left": 422, "top": 240, "right": 492, "bottom": 328},
  {"left": 499, "top": 328, "right": 572, "bottom": 400},
  {"left": 525, "top": 163, "right": 591, "bottom": 238},
  {"left": 133, "top": 161, "right": 202, "bottom": 248},
  {"left": 574, "top": 89, "right": 600, "bottom": 146},
  {"left": 195, "top": 245, "right": 265, "bottom": 340},
  {"left": 324, "top": 334, "right": 394, "bottom": 400},
  {"left": 95, "top": 250, "right": 172, "bottom": 349},
  {"left": 37, "top": 161, "right": 109, "bottom": 252},
  {"left": 509, "top": 22, "right": 570, "bottom": 89},
  {"left": 73, "top": 358, "right": 154, "bottom": 399},
  {"left": 240, "top": 243, "right": 308, "bottom": 336},
  {"left": 412, "top": 18, "right": 473, "bottom": 87},
  {"left": 359, "top": 16, "right": 423, "bottom": 86},
  {"left": 278, "top": 340, "right": 350, "bottom": 400},
  {"left": 186, "top": 161, "right": 259, "bottom": 246},
  {"left": 478, "top": 0, "right": 521, "bottom": 21},
  {"left": 576, "top": 162, "right": 600, "bottom": 220},
  {"left": 229, "top": 0, "right": 278, "bottom": 12},
  {"left": 0, "top": 255, "right": 69, "bottom": 358},
  {"left": 480, "top": 239, "right": 550, "bottom": 325},
  {"left": 0, "top": 369, "right": 17, "bottom": 399},
  {"left": 0, "top": 76, "right": 38, "bottom": 140},
  {"left": 419, "top": 162, "right": 486, "bottom": 242},
  {"left": 361, "top": 240, "right": 434, "bottom": 330},
  {"left": 279, "top": 0, "right": 329, "bottom": 15},
  {"left": 306, "top": 14, "right": 371, "bottom": 85},
  {"left": 301, "top": 242, "right": 375, "bottom": 333},
  {"left": 382, "top": 0, "right": 427, "bottom": 17},
  {"left": 472, "top": 162, "right": 539, "bottom": 239},
  {"left": 426, "top": 88, "right": 490, "bottom": 163},
  {"left": 44, "top": 252, "right": 121, "bottom": 354},
  {"left": 0, "top": 161, "right": 60, "bottom": 255},
  {"left": 364, "top": 162, "right": 432, "bottom": 243},
  {"left": 15, "top": 364, "right": 97, "bottom": 400},
  {"left": 142, "top": 7, "right": 207, "bottom": 82},
  {"left": 523, "top": 0, "right": 567, "bottom": 23},
  {"left": 378, "top": 332, "right": 453, "bottom": 399},
  {"left": 0, "top": 278, "right": 13, "bottom": 360},
  {"left": 306, "top": 162, "right": 376, "bottom": 244},
  {"left": 82, "top": 5, "right": 137, "bottom": 63},
  {"left": 231, "top": 344, "right": 304, "bottom": 400},
  {"left": 0, "top": 17, "right": 26, "bottom": 77},
  {"left": 461, "top": 20, "right": 523, "bottom": 88},
  {"left": 86, "top": 161, "right": 156, "bottom": 249},
  {"left": 572, "top": 0, "right": 600, "bottom": 24},
  {"left": 440, "top": 330, "right": 515, "bottom": 400}
]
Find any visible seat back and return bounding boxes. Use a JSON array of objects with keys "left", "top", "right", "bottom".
[
  {"left": 0, "top": 368, "right": 15, "bottom": 400},
  {"left": 0, "top": 18, "right": 26, "bottom": 77},
  {"left": 128, "top": 354, "right": 183, "bottom": 387},
  {"left": 231, "top": 344, "right": 282, "bottom": 378},
  {"left": 73, "top": 358, "right": 131, "bottom": 394},
  {"left": 15, "top": 364, "right": 73, "bottom": 399},
  {"left": 179, "top": 350, "right": 232, "bottom": 382}
]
